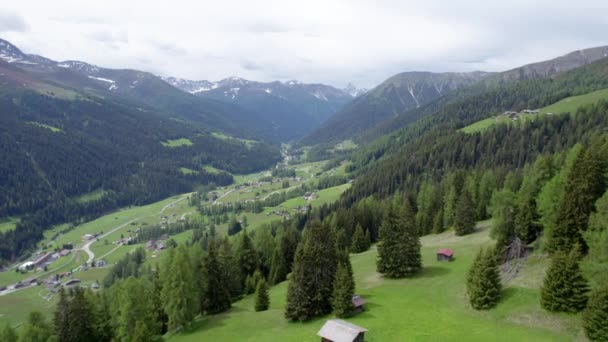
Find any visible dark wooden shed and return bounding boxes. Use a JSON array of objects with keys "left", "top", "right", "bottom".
[
  {"left": 352, "top": 295, "right": 365, "bottom": 314},
  {"left": 318, "top": 319, "right": 368, "bottom": 342},
  {"left": 437, "top": 249, "right": 454, "bottom": 262}
]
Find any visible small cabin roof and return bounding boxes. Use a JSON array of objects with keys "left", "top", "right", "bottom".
[
  {"left": 317, "top": 319, "right": 368, "bottom": 342},
  {"left": 437, "top": 249, "right": 454, "bottom": 257}
]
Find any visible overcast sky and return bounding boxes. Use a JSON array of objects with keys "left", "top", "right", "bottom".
[{"left": 1, "top": 0, "right": 607, "bottom": 88}]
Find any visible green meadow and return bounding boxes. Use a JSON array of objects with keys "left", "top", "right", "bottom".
[{"left": 170, "top": 222, "right": 582, "bottom": 342}]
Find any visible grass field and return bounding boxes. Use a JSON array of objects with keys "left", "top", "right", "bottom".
[
  {"left": 75, "top": 189, "right": 108, "bottom": 204},
  {"left": 211, "top": 132, "right": 257, "bottom": 148},
  {"left": 0, "top": 216, "right": 19, "bottom": 233},
  {"left": 162, "top": 138, "right": 194, "bottom": 147},
  {"left": 170, "top": 222, "right": 582, "bottom": 342},
  {"left": 461, "top": 87, "right": 608, "bottom": 134}
]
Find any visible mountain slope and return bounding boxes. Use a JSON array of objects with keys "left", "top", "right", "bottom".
[
  {"left": 0, "top": 38, "right": 277, "bottom": 141},
  {"left": 302, "top": 71, "right": 491, "bottom": 144},
  {"left": 165, "top": 77, "right": 354, "bottom": 140},
  {"left": 361, "top": 45, "right": 608, "bottom": 143}
]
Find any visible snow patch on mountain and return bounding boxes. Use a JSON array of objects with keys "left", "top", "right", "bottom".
[{"left": 88, "top": 76, "right": 115, "bottom": 84}]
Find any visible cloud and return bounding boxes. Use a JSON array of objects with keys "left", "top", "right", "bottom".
[
  {"left": 1, "top": 0, "right": 607, "bottom": 88},
  {"left": 0, "top": 12, "right": 28, "bottom": 32}
]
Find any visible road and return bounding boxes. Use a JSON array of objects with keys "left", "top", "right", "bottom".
[{"left": 213, "top": 189, "right": 234, "bottom": 204}]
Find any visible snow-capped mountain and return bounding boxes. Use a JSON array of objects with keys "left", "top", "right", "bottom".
[
  {"left": 343, "top": 82, "right": 368, "bottom": 97},
  {"left": 162, "top": 76, "right": 355, "bottom": 139}
]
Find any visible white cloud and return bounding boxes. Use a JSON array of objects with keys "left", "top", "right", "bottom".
[{"left": 1, "top": 0, "right": 607, "bottom": 88}]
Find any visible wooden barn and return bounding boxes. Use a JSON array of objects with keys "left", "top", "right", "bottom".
[
  {"left": 436, "top": 249, "right": 454, "bottom": 261},
  {"left": 352, "top": 295, "right": 365, "bottom": 314},
  {"left": 317, "top": 319, "right": 368, "bottom": 342}
]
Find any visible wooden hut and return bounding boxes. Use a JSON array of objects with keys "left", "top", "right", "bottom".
[
  {"left": 436, "top": 249, "right": 454, "bottom": 262},
  {"left": 352, "top": 295, "right": 365, "bottom": 314},
  {"left": 317, "top": 319, "right": 368, "bottom": 342}
]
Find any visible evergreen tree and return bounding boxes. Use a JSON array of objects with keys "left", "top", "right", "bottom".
[
  {"left": 202, "top": 241, "right": 232, "bottom": 314},
  {"left": 540, "top": 248, "right": 589, "bottom": 312},
  {"left": 285, "top": 221, "right": 337, "bottom": 321},
  {"left": 151, "top": 267, "right": 168, "bottom": 334},
  {"left": 432, "top": 206, "right": 445, "bottom": 234},
  {"left": 454, "top": 190, "right": 476, "bottom": 236},
  {"left": 66, "top": 288, "right": 97, "bottom": 342},
  {"left": 238, "top": 230, "right": 258, "bottom": 285},
  {"left": 53, "top": 288, "right": 70, "bottom": 341},
  {"left": 219, "top": 237, "right": 242, "bottom": 300},
  {"left": 466, "top": 248, "right": 502, "bottom": 310},
  {"left": 18, "top": 311, "right": 52, "bottom": 342},
  {"left": 332, "top": 257, "right": 355, "bottom": 318},
  {"left": 477, "top": 170, "right": 497, "bottom": 220},
  {"left": 490, "top": 189, "right": 518, "bottom": 249},
  {"left": 160, "top": 246, "right": 197, "bottom": 331},
  {"left": 1, "top": 324, "right": 18, "bottom": 342},
  {"left": 254, "top": 279, "right": 270, "bottom": 312},
  {"left": 583, "top": 285, "right": 608, "bottom": 342},
  {"left": 515, "top": 195, "right": 542, "bottom": 244},
  {"left": 351, "top": 224, "right": 370, "bottom": 253},
  {"left": 376, "top": 201, "right": 422, "bottom": 278},
  {"left": 113, "top": 277, "right": 159, "bottom": 340},
  {"left": 548, "top": 146, "right": 606, "bottom": 254}
]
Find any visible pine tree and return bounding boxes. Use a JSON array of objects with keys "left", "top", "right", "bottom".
[
  {"left": 351, "top": 224, "right": 370, "bottom": 253},
  {"left": 53, "top": 288, "right": 70, "bottom": 341},
  {"left": 466, "top": 248, "right": 502, "bottom": 310},
  {"left": 432, "top": 207, "right": 445, "bottom": 234},
  {"left": 332, "top": 257, "right": 355, "bottom": 318},
  {"left": 18, "top": 311, "right": 52, "bottom": 342},
  {"left": 254, "top": 278, "right": 270, "bottom": 312},
  {"left": 515, "top": 195, "right": 542, "bottom": 244},
  {"left": 454, "top": 190, "right": 476, "bottom": 236},
  {"left": 540, "top": 248, "right": 589, "bottom": 312},
  {"left": 285, "top": 221, "right": 337, "bottom": 321},
  {"left": 548, "top": 147, "right": 606, "bottom": 254},
  {"left": 219, "top": 237, "right": 242, "bottom": 300},
  {"left": 66, "top": 288, "right": 97, "bottom": 342},
  {"left": 1, "top": 324, "right": 17, "bottom": 342},
  {"left": 238, "top": 230, "right": 258, "bottom": 285},
  {"left": 151, "top": 267, "right": 168, "bottom": 334},
  {"left": 376, "top": 201, "right": 421, "bottom": 278},
  {"left": 160, "top": 246, "right": 197, "bottom": 331},
  {"left": 202, "top": 241, "right": 232, "bottom": 314},
  {"left": 583, "top": 285, "right": 608, "bottom": 341}
]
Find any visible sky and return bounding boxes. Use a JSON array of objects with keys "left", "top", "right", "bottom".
[{"left": 1, "top": 0, "right": 607, "bottom": 89}]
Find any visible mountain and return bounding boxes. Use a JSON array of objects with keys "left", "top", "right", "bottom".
[
  {"left": 303, "top": 71, "right": 491, "bottom": 144},
  {"left": 164, "top": 76, "right": 354, "bottom": 140},
  {"left": 0, "top": 38, "right": 281, "bottom": 141},
  {"left": 304, "top": 45, "right": 608, "bottom": 146},
  {"left": 0, "top": 38, "right": 283, "bottom": 262},
  {"left": 343, "top": 82, "right": 368, "bottom": 97}
]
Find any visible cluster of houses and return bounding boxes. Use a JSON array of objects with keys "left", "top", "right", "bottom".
[
  {"left": 18, "top": 251, "right": 59, "bottom": 271},
  {"left": 304, "top": 192, "right": 318, "bottom": 201},
  {"left": 501, "top": 109, "right": 552, "bottom": 121},
  {"left": 146, "top": 236, "right": 169, "bottom": 252}
]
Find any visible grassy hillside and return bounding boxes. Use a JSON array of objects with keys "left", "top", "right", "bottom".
[
  {"left": 461, "top": 87, "right": 608, "bottom": 134},
  {"left": 170, "top": 222, "right": 581, "bottom": 341}
]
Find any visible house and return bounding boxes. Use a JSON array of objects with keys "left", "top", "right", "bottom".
[
  {"left": 352, "top": 295, "right": 365, "bottom": 314},
  {"left": 146, "top": 240, "right": 157, "bottom": 250},
  {"left": 82, "top": 234, "right": 96, "bottom": 240},
  {"left": 18, "top": 261, "right": 35, "bottom": 271},
  {"left": 91, "top": 282, "right": 100, "bottom": 290},
  {"left": 317, "top": 319, "right": 368, "bottom": 342},
  {"left": 437, "top": 249, "right": 454, "bottom": 261},
  {"left": 95, "top": 259, "right": 107, "bottom": 267},
  {"left": 33, "top": 252, "right": 53, "bottom": 268},
  {"left": 64, "top": 279, "right": 81, "bottom": 287},
  {"left": 59, "top": 249, "right": 71, "bottom": 257}
]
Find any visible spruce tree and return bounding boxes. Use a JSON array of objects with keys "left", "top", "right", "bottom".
[
  {"left": 160, "top": 246, "right": 197, "bottom": 331},
  {"left": 540, "top": 248, "right": 589, "bottom": 312},
  {"left": 548, "top": 147, "right": 606, "bottom": 254},
  {"left": 332, "top": 257, "right": 355, "bottom": 318},
  {"left": 53, "top": 288, "right": 70, "bottom": 341},
  {"left": 454, "top": 190, "right": 476, "bottom": 236},
  {"left": 285, "top": 221, "right": 337, "bottom": 321},
  {"left": 351, "top": 224, "right": 370, "bottom": 253},
  {"left": 254, "top": 278, "right": 270, "bottom": 312},
  {"left": 377, "top": 201, "right": 421, "bottom": 278},
  {"left": 202, "top": 241, "right": 232, "bottom": 314},
  {"left": 583, "top": 285, "right": 608, "bottom": 341},
  {"left": 219, "top": 237, "right": 242, "bottom": 300},
  {"left": 515, "top": 195, "right": 542, "bottom": 244},
  {"left": 466, "top": 248, "right": 502, "bottom": 310},
  {"left": 238, "top": 230, "right": 258, "bottom": 285},
  {"left": 432, "top": 207, "right": 445, "bottom": 234},
  {"left": 66, "top": 288, "right": 97, "bottom": 342}
]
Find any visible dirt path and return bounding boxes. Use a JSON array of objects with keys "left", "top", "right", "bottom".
[{"left": 213, "top": 189, "right": 234, "bottom": 204}]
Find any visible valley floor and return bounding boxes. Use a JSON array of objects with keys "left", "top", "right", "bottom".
[{"left": 170, "top": 222, "right": 584, "bottom": 342}]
